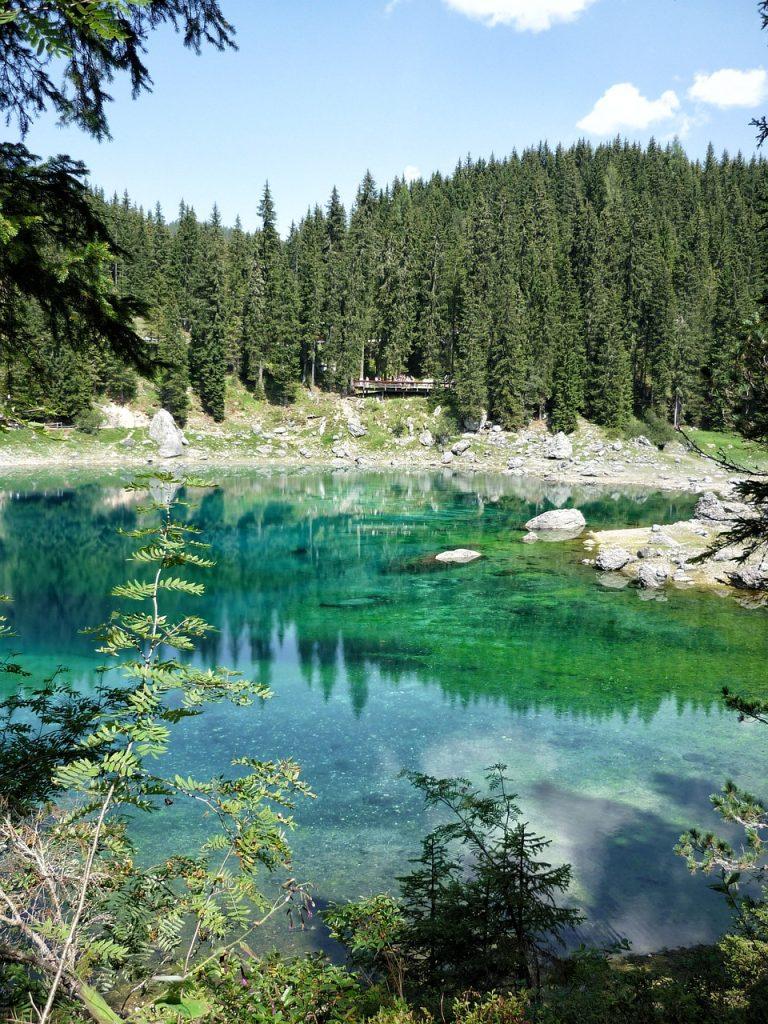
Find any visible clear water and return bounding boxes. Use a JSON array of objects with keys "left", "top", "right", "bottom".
[{"left": 1, "top": 469, "right": 766, "bottom": 955}]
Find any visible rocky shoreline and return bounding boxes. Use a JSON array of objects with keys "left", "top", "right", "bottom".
[
  {"left": 580, "top": 490, "right": 767, "bottom": 601},
  {"left": 0, "top": 405, "right": 746, "bottom": 498}
]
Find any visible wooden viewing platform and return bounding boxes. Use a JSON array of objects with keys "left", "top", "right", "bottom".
[{"left": 351, "top": 378, "right": 451, "bottom": 396}]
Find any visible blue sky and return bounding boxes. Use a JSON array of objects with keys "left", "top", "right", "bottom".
[{"left": 17, "top": 0, "right": 768, "bottom": 232}]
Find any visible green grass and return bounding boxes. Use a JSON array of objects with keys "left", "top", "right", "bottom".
[{"left": 683, "top": 427, "right": 768, "bottom": 472}]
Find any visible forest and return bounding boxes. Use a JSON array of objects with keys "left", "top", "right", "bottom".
[
  {"left": 3, "top": 1, "right": 768, "bottom": 1024},
  {"left": 7, "top": 140, "right": 768, "bottom": 435}
]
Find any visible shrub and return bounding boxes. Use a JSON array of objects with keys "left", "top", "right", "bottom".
[
  {"left": 203, "top": 951, "right": 363, "bottom": 1024},
  {"left": 73, "top": 407, "right": 104, "bottom": 434},
  {"left": 453, "top": 991, "right": 531, "bottom": 1024}
]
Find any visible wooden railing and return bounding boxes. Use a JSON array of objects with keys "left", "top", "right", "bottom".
[{"left": 351, "top": 378, "right": 452, "bottom": 396}]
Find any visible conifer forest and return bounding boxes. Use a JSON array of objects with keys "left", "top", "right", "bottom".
[
  {"left": 8, "top": 141, "right": 767, "bottom": 433},
  {"left": 3, "top": 2, "right": 768, "bottom": 1024}
]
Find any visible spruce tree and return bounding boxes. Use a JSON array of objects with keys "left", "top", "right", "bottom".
[
  {"left": 188, "top": 205, "right": 227, "bottom": 421},
  {"left": 157, "top": 301, "right": 190, "bottom": 425},
  {"left": 257, "top": 183, "right": 300, "bottom": 403},
  {"left": 488, "top": 279, "right": 528, "bottom": 429}
]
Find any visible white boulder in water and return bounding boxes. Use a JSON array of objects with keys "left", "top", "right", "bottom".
[
  {"left": 525, "top": 508, "right": 586, "bottom": 533},
  {"left": 435, "top": 548, "right": 482, "bottom": 564},
  {"left": 596, "top": 547, "right": 634, "bottom": 571}
]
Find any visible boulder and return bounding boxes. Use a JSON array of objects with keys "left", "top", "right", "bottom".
[
  {"left": 525, "top": 508, "right": 586, "bottom": 533},
  {"left": 728, "top": 564, "right": 768, "bottom": 591},
  {"left": 663, "top": 440, "right": 687, "bottom": 456},
  {"left": 637, "top": 562, "right": 670, "bottom": 589},
  {"left": 596, "top": 547, "right": 634, "bottom": 571},
  {"left": 452, "top": 439, "right": 472, "bottom": 456},
  {"left": 463, "top": 411, "right": 487, "bottom": 433},
  {"left": 695, "top": 491, "right": 728, "bottom": 522},
  {"left": 545, "top": 432, "right": 573, "bottom": 460},
  {"left": 612, "top": 440, "right": 623, "bottom": 452},
  {"left": 435, "top": 548, "right": 483, "bottom": 564},
  {"left": 633, "top": 435, "right": 655, "bottom": 448},
  {"left": 100, "top": 403, "right": 150, "bottom": 429},
  {"left": 149, "top": 409, "right": 186, "bottom": 458},
  {"left": 441, "top": 451, "right": 454, "bottom": 465},
  {"left": 508, "top": 456, "right": 524, "bottom": 469},
  {"left": 522, "top": 532, "right": 538, "bottom": 544},
  {"left": 347, "top": 420, "right": 367, "bottom": 438},
  {"left": 419, "top": 429, "right": 435, "bottom": 448}
]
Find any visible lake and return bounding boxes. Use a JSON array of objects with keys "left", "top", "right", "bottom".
[{"left": 1, "top": 469, "right": 766, "bottom": 955}]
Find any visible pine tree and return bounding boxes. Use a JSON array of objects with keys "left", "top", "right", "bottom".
[
  {"left": 257, "top": 183, "right": 300, "bottom": 403},
  {"left": 157, "top": 301, "right": 190, "bottom": 425},
  {"left": 189, "top": 205, "right": 227, "bottom": 421},
  {"left": 550, "top": 271, "right": 585, "bottom": 433},
  {"left": 488, "top": 279, "right": 527, "bottom": 429}
]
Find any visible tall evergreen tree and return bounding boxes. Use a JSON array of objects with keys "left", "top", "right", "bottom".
[{"left": 189, "top": 205, "right": 227, "bottom": 421}]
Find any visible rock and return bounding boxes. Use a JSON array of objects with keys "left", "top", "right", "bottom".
[
  {"left": 672, "top": 570, "right": 694, "bottom": 584},
  {"left": 597, "top": 572, "right": 631, "bottom": 590},
  {"left": 508, "top": 457, "right": 524, "bottom": 469},
  {"left": 633, "top": 435, "right": 654, "bottom": 448},
  {"left": 596, "top": 547, "right": 634, "bottom": 571},
  {"left": 612, "top": 440, "right": 623, "bottom": 452},
  {"left": 435, "top": 548, "right": 483, "bottom": 564},
  {"left": 545, "top": 432, "right": 573, "bottom": 460},
  {"left": 332, "top": 442, "right": 352, "bottom": 459},
  {"left": 491, "top": 424, "right": 502, "bottom": 433},
  {"left": 581, "top": 462, "right": 601, "bottom": 477},
  {"left": 637, "top": 562, "right": 670, "bottom": 589},
  {"left": 441, "top": 451, "right": 454, "bottom": 465},
  {"left": 100, "top": 403, "right": 150, "bottom": 429},
  {"left": 522, "top": 532, "right": 538, "bottom": 543},
  {"left": 120, "top": 436, "right": 137, "bottom": 449},
  {"left": 663, "top": 440, "right": 687, "bottom": 456},
  {"left": 298, "top": 447, "right": 311, "bottom": 459},
  {"left": 273, "top": 426, "right": 287, "bottom": 435},
  {"left": 463, "top": 411, "right": 487, "bottom": 433},
  {"left": 419, "top": 429, "right": 435, "bottom": 448},
  {"left": 728, "top": 564, "right": 768, "bottom": 591},
  {"left": 452, "top": 439, "right": 472, "bottom": 456},
  {"left": 347, "top": 420, "right": 367, "bottom": 438},
  {"left": 525, "top": 508, "right": 586, "bottom": 533},
  {"left": 149, "top": 409, "right": 186, "bottom": 458},
  {"left": 695, "top": 492, "right": 728, "bottom": 522}
]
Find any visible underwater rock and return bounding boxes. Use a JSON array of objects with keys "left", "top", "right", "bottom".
[{"left": 435, "top": 548, "right": 483, "bottom": 564}]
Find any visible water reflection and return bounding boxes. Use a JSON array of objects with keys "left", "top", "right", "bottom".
[{"left": 0, "top": 470, "right": 765, "bottom": 952}]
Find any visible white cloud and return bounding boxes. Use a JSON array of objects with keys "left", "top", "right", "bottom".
[
  {"left": 403, "top": 165, "right": 421, "bottom": 182},
  {"left": 577, "top": 83, "right": 680, "bottom": 135},
  {"left": 441, "top": 0, "right": 597, "bottom": 31},
  {"left": 688, "top": 68, "right": 768, "bottom": 109}
]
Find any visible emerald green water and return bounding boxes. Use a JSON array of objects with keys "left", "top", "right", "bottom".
[{"left": 1, "top": 469, "right": 766, "bottom": 954}]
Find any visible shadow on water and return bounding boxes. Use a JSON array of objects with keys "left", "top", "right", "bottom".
[{"left": 0, "top": 469, "right": 765, "bottom": 952}]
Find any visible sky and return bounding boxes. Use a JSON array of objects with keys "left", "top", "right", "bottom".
[{"left": 15, "top": 0, "right": 768, "bottom": 233}]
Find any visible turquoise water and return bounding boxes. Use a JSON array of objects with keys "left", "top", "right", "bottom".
[{"left": 1, "top": 469, "right": 766, "bottom": 955}]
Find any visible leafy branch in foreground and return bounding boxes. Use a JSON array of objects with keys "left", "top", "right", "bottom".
[
  {"left": 677, "top": 685, "right": 768, "bottom": 1011},
  {"left": 0, "top": 0, "right": 235, "bottom": 140},
  {"left": 0, "top": 473, "right": 313, "bottom": 1024}
]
